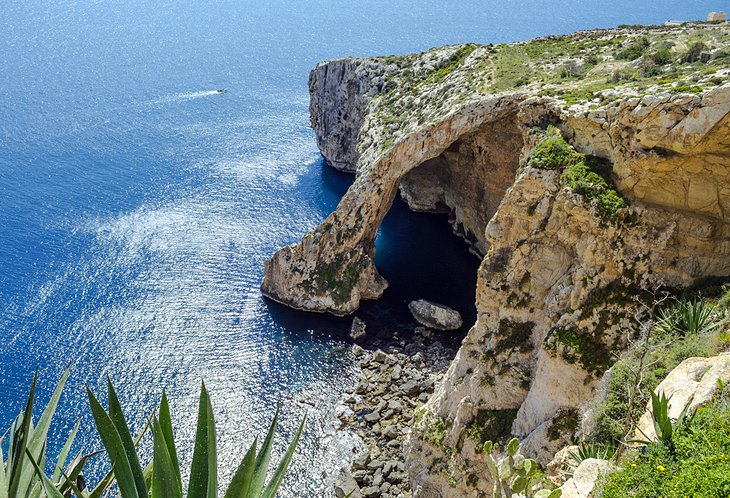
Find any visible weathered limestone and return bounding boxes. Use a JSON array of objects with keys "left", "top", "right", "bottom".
[
  {"left": 262, "top": 26, "right": 730, "bottom": 498},
  {"left": 634, "top": 353, "right": 730, "bottom": 441},
  {"left": 408, "top": 300, "right": 463, "bottom": 331},
  {"left": 559, "top": 458, "right": 612, "bottom": 498}
]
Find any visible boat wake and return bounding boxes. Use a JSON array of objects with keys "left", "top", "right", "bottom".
[{"left": 150, "top": 89, "right": 225, "bottom": 105}]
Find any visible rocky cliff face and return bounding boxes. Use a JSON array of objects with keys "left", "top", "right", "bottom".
[{"left": 262, "top": 23, "right": 730, "bottom": 496}]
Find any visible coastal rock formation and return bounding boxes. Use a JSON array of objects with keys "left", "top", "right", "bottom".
[
  {"left": 559, "top": 458, "right": 612, "bottom": 498},
  {"left": 262, "top": 23, "right": 730, "bottom": 497},
  {"left": 634, "top": 353, "right": 730, "bottom": 441},
  {"left": 408, "top": 300, "right": 463, "bottom": 331}
]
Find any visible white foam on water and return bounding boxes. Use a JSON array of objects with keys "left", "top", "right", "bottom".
[{"left": 149, "top": 90, "right": 225, "bottom": 105}]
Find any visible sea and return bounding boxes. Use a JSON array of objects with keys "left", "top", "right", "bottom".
[{"left": 0, "top": 0, "right": 724, "bottom": 495}]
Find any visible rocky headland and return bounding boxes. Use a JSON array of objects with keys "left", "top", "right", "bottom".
[{"left": 262, "top": 21, "right": 730, "bottom": 497}]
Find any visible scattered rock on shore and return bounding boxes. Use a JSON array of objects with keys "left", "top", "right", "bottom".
[{"left": 335, "top": 328, "right": 456, "bottom": 497}]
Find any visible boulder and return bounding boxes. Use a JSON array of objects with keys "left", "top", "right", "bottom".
[
  {"left": 334, "top": 468, "right": 362, "bottom": 498},
  {"left": 408, "top": 300, "right": 463, "bottom": 331},
  {"left": 559, "top": 458, "right": 612, "bottom": 498},
  {"left": 546, "top": 445, "right": 580, "bottom": 486},
  {"left": 350, "top": 317, "right": 367, "bottom": 341},
  {"left": 634, "top": 353, "right": 730, "bottom": 441}
]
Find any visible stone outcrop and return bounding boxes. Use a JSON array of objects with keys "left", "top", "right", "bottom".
[
  {"left": 559, "top": 458, "right": 612, "bottom": 498},
  {"left": 408, "top": 300, "right": 463, "bottom": 331},
  {"left": 262, "top": 23, "right": 730, "bottom": 497},
  {"left": 634, "top": 353, "right": 730, "bottom": 441}
]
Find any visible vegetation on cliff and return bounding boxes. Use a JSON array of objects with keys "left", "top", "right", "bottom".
[
  {"left": 600, "top": 387, "right": 730, "bottom": 497},
  {"left": 1, "top": 372, "right": 302, "bottom": 498},
  {"left": 363, "top": 22, "right": 730, "bottom": 156}
]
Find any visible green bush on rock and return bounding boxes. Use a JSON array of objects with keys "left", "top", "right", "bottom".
[
  {"left": 599, "top": 389, "right": 730, "bottom": 497},
  {"left": 561, "top": 160, "right": 626, "bottom": 222},
  {"left": 525, "top": 127, "right": 579, "bottom": 170}
]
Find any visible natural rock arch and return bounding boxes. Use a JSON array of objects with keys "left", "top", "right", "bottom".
[{"left": 261, "top": 96, "right": 534, "bottom": 316}]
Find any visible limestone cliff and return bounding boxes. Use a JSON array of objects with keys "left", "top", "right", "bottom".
[{"left": 262, "top": 22, "right": 730, "bottom": 496}]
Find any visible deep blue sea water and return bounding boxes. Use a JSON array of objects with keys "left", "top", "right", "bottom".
[{"left": 1, "top": 0, "right": 726, "bottom": 494}]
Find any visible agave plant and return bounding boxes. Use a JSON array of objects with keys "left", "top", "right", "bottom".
[
  {"left": 59, "top": 381, "right": 305, "bottom": 498},
  {"left": 632, "top": 391, "right": 694, "bottom": 453},
  {"left": 1, "top": 368, "right": 115, "bottom": 498},
  {"left": 568, "top": 441, "right": 616, "bottom": 467},
  {"left": 654, "top": 298, "right": 726, "bottom": 339}
]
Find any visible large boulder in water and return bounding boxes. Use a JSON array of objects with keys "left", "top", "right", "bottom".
[
  {"left": 349, "top": 317, "right": 367, "bottom": 342},
  {"left": 408, "top": 300, "right": 462, "bottom": 331}
]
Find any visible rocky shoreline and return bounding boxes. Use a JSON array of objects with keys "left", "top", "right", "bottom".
[{"left": 333, "top": 327, "right": 457, "bottom": 498}]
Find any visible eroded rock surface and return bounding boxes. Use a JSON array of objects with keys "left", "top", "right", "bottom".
[
  {"left": 634, "top": 353, "right": 730, "bottom": 441},
  {"left": 262, "top": 23, "right": 730, "bottom": 497},
  {"left": 408, "top": 300, "right": 463, "bottom": 331}
]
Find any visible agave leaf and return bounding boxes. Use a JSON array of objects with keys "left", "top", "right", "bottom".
[
  {"left": 52, "top": 421, "right": 80, "bottom": 483},
  {"left": 261, "top": 416, "right": 305, "bottom": 498},
  {"left": 222, "top": 440, "right": 257, "bottom": 498},
  {"left": 151, "top": 417, "right": 182, "bottom": 498},
  {"left": 56, "top": 453, "right": 90, "bottom": 496},
  {"left": 16, "top": 368, "right": 71, "bottom": 498},
  {"left": 8, "top": 371, "right": 37, "bottom": 498},
  {"left": 0, "top": 441, "right": 8, "bottom": 498},
  {"left": 187, "top": 383, "right": 217, "bottom": 498},
  {"left": 205, "top": 390, "right": 217, "bottom": 498},
  {"left": 548, "top": 489, "right": 563, "bottom": 498},
  {"left": 88, "top": 467, "right": 117, "bottom": 498},
  {"left": 106, "top": 380, "right": 148, "bottom": 498},
  {"left": 24, "top": 449, "right": 65, "bottom": 498},
  {"left": 143, "top": 461, "right": 153, "bottom": 492},
  {"left": 87, "top": 388, "right": 139, "bottom": 498},
  {"left": 249, "top": 404, "right": 280, "bottom": 496},
  {"left": 58, "top": 467, "right": 89, "bottom": 498},
  {"left": 159, "top": 392, "right": 181, "bottom": 494}
]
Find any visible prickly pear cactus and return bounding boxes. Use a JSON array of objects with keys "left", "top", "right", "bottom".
[{"left": 483, "top": 438, "right": 561, "bottom": 498}]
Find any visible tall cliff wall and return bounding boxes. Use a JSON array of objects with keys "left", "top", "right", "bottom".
[{"left": 262, "top": 23, "right": 730, "bottom": 496}]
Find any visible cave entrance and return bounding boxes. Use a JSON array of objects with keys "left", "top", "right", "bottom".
[
  {"left": 359, "top": 112, "right": 524, "bottom": 338},
  {"left": 397, "top": 113, "right": 525, "bottom": 258}
]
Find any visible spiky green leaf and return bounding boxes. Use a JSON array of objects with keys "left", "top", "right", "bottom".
[
  {"left": 106, "top": 379, "right": 148, "bottom": 498},
  {"left": 159, "top": 391, "right": 181, "bottom": 494},
  {"left": 151, "top": 417, "right": 182, "bottom": 498},
  {"left": 250, "top": 405, "right": 280, "bottom": 496},
  {"left": 52, "top": 421, "right": 79, "bottom": 483},
  {"left": 187, "top": 383, "right": 217, "bottom": 498},
  {"left": 260, "top": 416, "right": 306, "bottom": 498},
  {"left": 87, "top": 388, "right": 139, "bottom": 498},
  {"left": 24, "top": 449, "right": 65, "bottom": 498},
  {"left": 222, "top": 440, "right": 257, "bottom": 498}
]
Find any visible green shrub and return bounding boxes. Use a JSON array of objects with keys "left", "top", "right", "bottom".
[
  {"left": 682, "top": 41, "right": 707, "bottom": 63},
  {"left": 525, "top": 127, "right": 579, "bottom": 170},
  {"left": 591, "top": 297, "right": 726, "bottom": 446},
  {"left": 654, "top": 298, "right": 726, "bottom": 339},
  {"left": 649, "top": 48, "right": 673, "bottom": 65},
  {"left": 561, "top": 160, "right": 626, "bottom": 222},
  {"left": 599, "top": 393, "right": 730, "bottom": 498},
  {"left": 616, "top": 37, "right": 649, "bottom": 60}
]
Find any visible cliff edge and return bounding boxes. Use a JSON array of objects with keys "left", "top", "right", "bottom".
[{"left": 262, "top": 22, "right": 730, "bottom": 496}]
